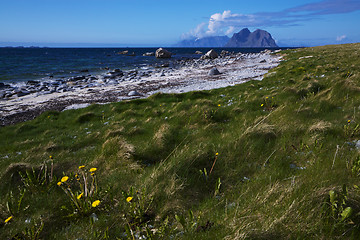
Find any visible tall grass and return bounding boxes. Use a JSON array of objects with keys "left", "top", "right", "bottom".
[{"left": 1, "top": 43, "right": 360, "bottom": 239}]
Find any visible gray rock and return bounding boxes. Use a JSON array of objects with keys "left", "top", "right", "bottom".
[
  {"left": 208, "top": 67, "right": 221, "bottom": 76},
  {"left": 17, "top": 90, "right": 30, "bottom": 97},
  {"left": 221, "top": 50, "right": 231, "bottom": 56},
  {"left": 201, "top": 49, "right": 219, "bottom": 59},
  {"left": 70, "top": 76, "right": 86, "bottom": 81},
  {"left": 155, "top": 48, "right": 172, "bottom": 58},
  {"left": 26, "top": 80, "right": 40, "bottom": 86},
  {"left": 143, "top": 52, "right": 155, "bottom": 56},
  {"left": 106, "top": 69, "right": 124, "bottom": 79},
  {"left": 118, "top": 50, "right": 128, "bottom": 55},
  {"left": 128, "top": 90, "right": 142, "bottom": 96},
  {"left": 195, "top": 51, "right": 203, "bottom": 54}
]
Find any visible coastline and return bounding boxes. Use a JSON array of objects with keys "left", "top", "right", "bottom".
[{"left": 0, "top": 50, "right": 282, "bottom": 126}]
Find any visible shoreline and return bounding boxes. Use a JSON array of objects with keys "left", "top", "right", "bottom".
[{"left": 0, "top": 50, "right": 282, "bottom": 126}]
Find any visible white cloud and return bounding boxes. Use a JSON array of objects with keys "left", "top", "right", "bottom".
[
  {"left": 336, "top": 35, "right": 346, "bottom": 41},
  {"left": 184, "top": 10, "right": 256, "bottom": 38},
  {"left": 225, "top": 26, "right": 236, "bottom": 35}
]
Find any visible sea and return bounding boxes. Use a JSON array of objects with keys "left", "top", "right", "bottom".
[{"left": 0, "top": 47, "right": 285, "bottom": 85}]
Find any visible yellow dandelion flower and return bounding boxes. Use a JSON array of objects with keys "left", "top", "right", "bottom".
[
  {"left": 57, "top": 182, "right": 62, "bottom": 186},
  {"left": 4, "top": 216, "right": 13, "bottom": 223},
  {"left": 261, "top": 104, "right": 264, "bottom": 107},
  {"left": 216, "top": 152, "right": 219, "bottom": 156},
  {"left": 77, "top": 192, "right": 83, "bottom": 199},
  {"left": 126, "top": 196, "right": 133, "bottom": 203},
  {"left": 61, "top": 176, "right": 69, "bottom": 182},
  {"left": 49, "top": 155, "right": 53, "bottom": 159},
  {"left": 218, "top": 104, "right": 221, "bottom": 107},
  {"left": 89, "top": 168, "right": 97, "bottom": 172},
  {"left": 78, "top": 165, "right": 85, "bottom": 169},
  {"left": 348, "top": 120, "right": 351, "bottom": 123},
  {"left": 266, "top": 97, "right": 269, "bottom": 99},
  {"left": 92, "top": 200, "right": 101, "bottom": 207}
]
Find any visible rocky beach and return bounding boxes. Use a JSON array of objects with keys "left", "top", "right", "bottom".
[{"left": 0, "top": 49, "right": 282, "bottom": 126}]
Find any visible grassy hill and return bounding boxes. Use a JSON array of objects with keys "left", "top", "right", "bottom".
[{"left": 1, "top": 43, "right": 360, "bottom": 239}]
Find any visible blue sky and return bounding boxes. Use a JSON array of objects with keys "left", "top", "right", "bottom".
[{"left": 0, "top": 0, "right": 359, "bottom": 47}]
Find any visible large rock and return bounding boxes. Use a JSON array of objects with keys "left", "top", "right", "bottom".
[
  {"left": 201, "top": 49, "right": 219, "bottom": 59},
  {"left": 155, "top": 48, "right": 172, "bottom": 58},
  {"left": 208, "top": 67, "right": 221, "bottom": 76}
]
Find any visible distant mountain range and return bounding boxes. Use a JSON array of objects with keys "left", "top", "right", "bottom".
[{"left": 176, "top": 28, "right": 278, "bottom": 48}]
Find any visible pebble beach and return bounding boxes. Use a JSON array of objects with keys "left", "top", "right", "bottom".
[{"left": 0, "top": 49, "right": 282, "bottom": 126}]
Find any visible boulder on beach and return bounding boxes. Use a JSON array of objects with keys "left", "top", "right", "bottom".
[
  {"left": 201, "top": 49, "right": 219, "bottom": 59},
  {"left": 128, "top": 90, "right": 142, "bottom": 96},
  {"left": 208, "top": 67, "right": 221, "bottom": 76},
  {"left": 26, "top": 80, "right": 40, "bottom": 86},
  {"left": 16, "top": 89, "right": 30, "bottom": 97},
  {"left": 143, "top": 52, "right": 155, "bottom": 56},
  {"left": 195, "top": 51, "right": 203, "bottom": 55},
  {"left": 221, "top": 50, "right": 231, "bottom": 56},
  {"left": 0, "top": 82, "right": 11, "bottom": 90},
  {"left": 155, "top": 48, "right": 172, "bottom": 58},
  {"left": 118, "top": 50, "right": 129, "bottom": 55}
]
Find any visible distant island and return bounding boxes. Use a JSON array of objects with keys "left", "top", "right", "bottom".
[{"left": 176, "top": 28, "right": 278, "bottom": 48}]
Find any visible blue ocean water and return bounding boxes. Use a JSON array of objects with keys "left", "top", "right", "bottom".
[{"left": 0, "top": 47, "right": 282, "bottom": 84}]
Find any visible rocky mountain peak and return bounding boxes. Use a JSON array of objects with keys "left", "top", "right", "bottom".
[{"left": 225, "top": 28, "right": 278, "bottom": 48}]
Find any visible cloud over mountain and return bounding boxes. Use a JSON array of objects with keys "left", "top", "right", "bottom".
[{"left": 183, "top": 0, "right": 360, "bottom": 39}]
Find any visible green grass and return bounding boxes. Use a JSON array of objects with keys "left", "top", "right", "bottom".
[{"left": 1, "top": 43, "right": 360, "bottom": 239}]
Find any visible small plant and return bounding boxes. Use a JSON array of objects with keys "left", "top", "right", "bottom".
[
  {"left": 214, "top": 177, "right": 222, "bottom": 197},
  {"left": 122, "top": 187, "right": 153, "bottom": 226},
  {"left": 122, "top": 187, "right": 166, "bottom": 240},
  {"left": 19, "top": 158, "right": 55, "bottom": 193},
  {"left": 344, "top": 119, "right": 360, "bottom": 138},
  {"left": 324, "top": 184, "right": 358, "bottom": 234},
  {"left": 199, "top": 168, "right": 209, "bottom": 181},
  {"left": 175, "top": 210, "right": 200, "bottom": 233},
  {"left": 6, "top": 187, "right": 28, "bottom": 217},
  {"left": 14, "top": 219, "right": 44, "bottom": 240},
  {"left": 351, "top": 156, "right": 360, "bottom": 176},
  {"left": 57, "top": 165, "right": 101, "bottom": 216},
  {"left": 328, "top": 185, "right": 353, "bottom": 223},
  {"left": 260, "top": 96, "right": 277, "bottom": 111}
]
